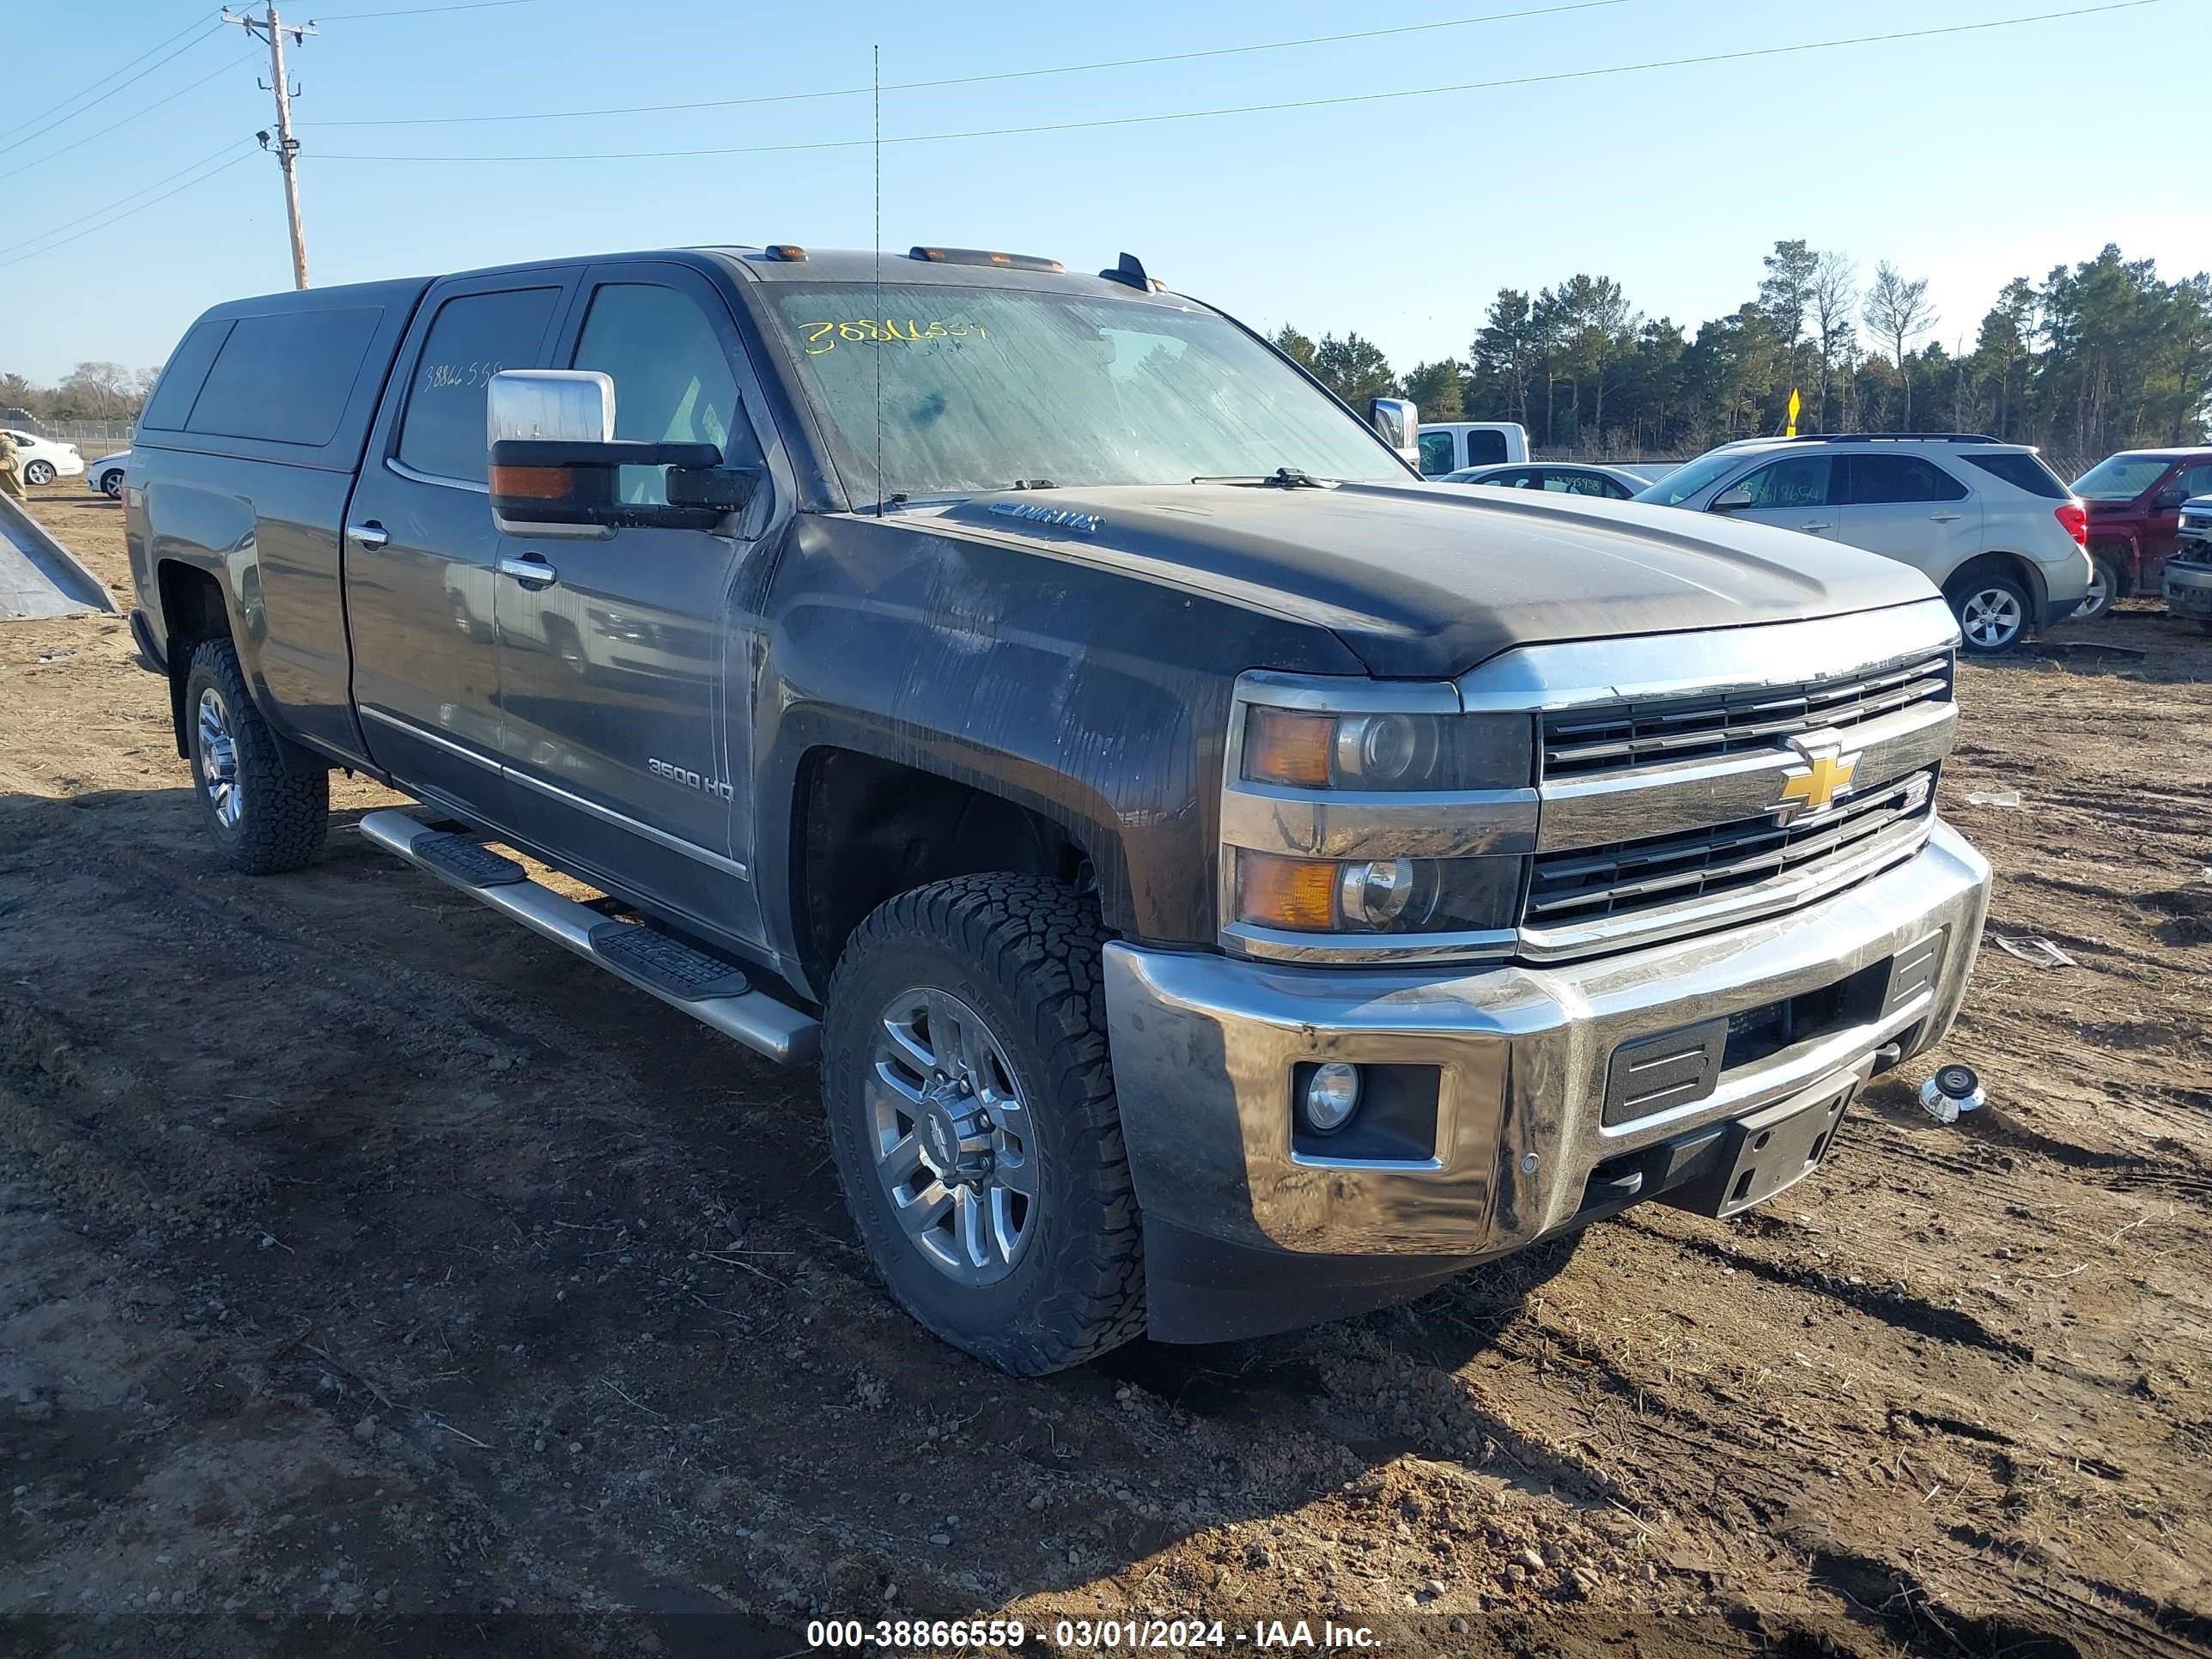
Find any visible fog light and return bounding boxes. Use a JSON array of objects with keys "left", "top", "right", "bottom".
[{"left": 1304, "top": 1061, "right": 1362, "bottom": 1133}]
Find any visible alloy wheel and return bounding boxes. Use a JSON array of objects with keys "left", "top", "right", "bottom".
[
  {"left": 1961, "top": 586, "right": 2024, "bottom": 651},
  {"left": 867, "top": 987, "right": 1037, "bottom": 1285},
  {"left": 196, "top": 686, "right": 243, "bottom": 829}
]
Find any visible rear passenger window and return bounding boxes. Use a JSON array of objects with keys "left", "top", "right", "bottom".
[
  {"left": 1465, "top": 429, "right": 1510, "bottom": 465},
  {"left": 1848, "top": 454, "right": 1969, "bottom": 504},
  {"left": 140, "top": 318, "right": 234, "bottom": 431},
  {"left": 396, "top": 286, "right": 561, "bottom": 484},
  {"left": 185, "top": 307, "right": 383, "bottom": 447},
  {"left": 1960, "top": 451, "right": 2068, "bottom": 499}
]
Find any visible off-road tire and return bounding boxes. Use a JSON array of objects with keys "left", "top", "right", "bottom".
[
  {"left": 183, "top": 639, "right": 329, "bottom": 874},
  {"left": 823, "top": 874, "right": 1145, "bottom": 1375}
]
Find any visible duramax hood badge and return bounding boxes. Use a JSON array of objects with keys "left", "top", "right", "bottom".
[
  {"left": 1773, "top": 733, "right": 1859, "bottom": 823},
  {"left": 988, "top": 501, "right": 1102, "bottom": 533}
]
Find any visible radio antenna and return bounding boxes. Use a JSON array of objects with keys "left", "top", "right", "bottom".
[{"left": 872, "top": 42, "right": 884, "bottom": 518}]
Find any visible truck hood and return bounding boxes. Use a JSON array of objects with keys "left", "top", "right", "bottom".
[{"left": 922, "top": 482, "right": 1940, "bottom": 678}]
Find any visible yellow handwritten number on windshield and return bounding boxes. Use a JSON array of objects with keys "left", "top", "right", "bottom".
[{"left": 798, "top": 319, "right": 988, "bottom": 356}]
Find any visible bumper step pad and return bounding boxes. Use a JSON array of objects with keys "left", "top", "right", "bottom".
[{"left": 356, "top": 809, "right": 817, "bottom": 1065}]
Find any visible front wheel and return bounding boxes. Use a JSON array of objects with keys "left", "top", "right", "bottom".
[
  {"left": 183, "top": 639, "right": 330, "bottom": 873},
  {"left": 1951, "top": 574, "right": 2032, "bottom": 653},
  {"left": 823, "top": 874, "right": 1146, "bottom": 1374},
  {"left": 22, "top": 459, "right": 55, "bottom": 486},
  {"left": 100, "top": 470, "right": 124, "bottom": 499},
  {"left": 2073, "top": 554, "right": 2124, "bottom": 621}
]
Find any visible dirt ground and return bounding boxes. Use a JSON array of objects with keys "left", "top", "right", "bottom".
[{"left": 2, "top": 483, "right": 2207, "bottom": 1659}]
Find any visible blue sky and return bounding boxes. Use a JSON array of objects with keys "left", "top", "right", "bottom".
[{"left": 4, "top": 0, "right": 2207, "bottom": 389}]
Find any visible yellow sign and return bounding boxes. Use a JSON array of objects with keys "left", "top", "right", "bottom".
[
  {"left": 1779, "top": 750, "right": 1856, "bottom": 816},
  {"left": 1785, "top": 386, "right": 1802, "bottom": 437}
]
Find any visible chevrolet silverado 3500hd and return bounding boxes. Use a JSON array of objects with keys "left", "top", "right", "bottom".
[{"left": 125, "top": 244, "right": 1991, "bottom": 1373}]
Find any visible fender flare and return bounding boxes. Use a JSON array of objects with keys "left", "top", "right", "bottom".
[{"left": 754, "top": 702, "right": 1137, "bottom": 1000}]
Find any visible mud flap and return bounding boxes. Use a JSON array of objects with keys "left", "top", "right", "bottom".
[{"left": 1660, "top": 1072, "right": 1856, "bottom": 1221}]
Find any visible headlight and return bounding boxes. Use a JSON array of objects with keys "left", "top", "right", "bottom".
[
  {"left": 1221, "top": 677, "right": 1535, "bottom": 963},
  {"left": 1234, "top": 850, "right": 1521, "bottom": 936},
  {"left": 1243, "top": 707, "right": 1531, "bottom": 791}
]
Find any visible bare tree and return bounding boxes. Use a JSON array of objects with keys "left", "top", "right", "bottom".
[
  {"left": 1863, "top": 262, "right": 1939, "bottom": 429},
  {"left": 1808, "top": 252, "right": 1857, "bottom": 432}
]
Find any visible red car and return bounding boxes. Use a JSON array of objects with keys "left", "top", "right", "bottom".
[{"left": 2070, "top": 448, "right": 2212, "bottom": 619}]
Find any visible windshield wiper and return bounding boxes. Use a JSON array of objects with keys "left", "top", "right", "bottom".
[
  {"left": 1008, "top": 477, "right": 1058, "bottom": 490},
  {"left": 1192, "top": 467, "right": 1333, "bottom": 489}
]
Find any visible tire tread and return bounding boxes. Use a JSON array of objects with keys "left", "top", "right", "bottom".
[
  {"left": 185, "top": 639, "right": 328, "bottom": 874},
  {"left": 825, "top": 874, "right": 1145, "bottom": 1373}
]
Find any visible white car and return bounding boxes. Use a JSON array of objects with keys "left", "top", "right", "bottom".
[
  {"left": 85, "top": 450, "right": 131, "bottom": 498},
  {"left": 1436, "top": 460, "right": 1650, "bottom": 500},
  {"left": 1634, "top": 434, "right": 2094, "bottom": 653},
  {"left": 2, "top": 428, "right": 85, "bottom": 486}
]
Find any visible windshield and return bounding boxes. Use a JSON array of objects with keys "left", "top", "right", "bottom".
[
  {"left": 2069, "top": 455, "right": 2173, "bottom": 501},
  {"left": 1632, "top": 446, "right": 1754, "bottom": 506},
  {"left": 768, "top": 283, "right": 1403, "bottom": 501}
]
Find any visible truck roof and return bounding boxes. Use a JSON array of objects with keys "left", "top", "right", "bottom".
[{"left": 195, "top": 246, "right": 1176, "bottom": 317}]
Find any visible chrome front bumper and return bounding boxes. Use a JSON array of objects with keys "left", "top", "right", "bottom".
[
  {"left": 1103, "top": 819, "right": 1990, "bottom": 1259},
  {"left": 2166, "top": 560, "right": 2212, "bottom": 617}
]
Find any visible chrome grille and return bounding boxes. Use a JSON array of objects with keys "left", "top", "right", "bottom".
[
  {"left": 1525, "top": 772, "right": 1935, "bottom": 927},
  {"left": 1540, "top": 654, "right": 1954, "bottom": 779}
]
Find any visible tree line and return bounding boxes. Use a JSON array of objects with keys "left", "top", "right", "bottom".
[
  {"left": 1274, "top": 242, "right": 2212, "bottom": 465},
  {"left": 0, "top": 362, "right": 163, "bottom": 424}
]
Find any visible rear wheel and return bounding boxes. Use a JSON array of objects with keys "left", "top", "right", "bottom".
[
  {"left": 823, "top": 874, "right": 1145, "bottom": 1374},
  {"left": 1950, "top": 572, "right": 2032, "bottom": 653},
  {"left": 22, "top": 459, "right": 55, "bottom": 486},
  {"left": 183, "top": 639, "right": 329, "bottom": 873}
]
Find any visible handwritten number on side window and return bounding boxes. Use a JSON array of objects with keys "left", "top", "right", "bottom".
[{"left": 422, "top": 359, "right": 508, "bottom": 391}]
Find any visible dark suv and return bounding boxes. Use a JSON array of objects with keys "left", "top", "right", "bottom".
[{"left": 2069, "top": 448, "right": 2212, "bottom": 619}]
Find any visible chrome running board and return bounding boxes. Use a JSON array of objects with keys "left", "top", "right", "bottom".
[{"left": 357, "top": 808, "right": 818, "bottom": 1064}]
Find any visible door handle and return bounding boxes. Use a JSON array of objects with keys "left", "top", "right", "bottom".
[
  {"left": 1929, "top": 512, "right": 1962, "bottom": 522},
  {"left": 1798, "top": 520, "right": 1832, "bottom": 532},
  {"left": 345, "top": 521, "right": 389, "bottom": 550},
  {"left": 498, "top": 555, "right": 558, "bottom": 586}
]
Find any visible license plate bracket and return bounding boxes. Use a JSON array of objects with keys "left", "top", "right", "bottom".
[{"left": 1660, "top": 1074, "right": 1856, "bottom": 1220}]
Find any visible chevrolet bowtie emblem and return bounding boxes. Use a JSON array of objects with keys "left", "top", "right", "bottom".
[{"left": 1774, "top": 735, "right": 1859, "bottom": 822}]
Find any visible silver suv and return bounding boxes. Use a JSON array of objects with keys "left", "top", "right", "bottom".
[{"left": 1636, "top": 434, "right": 2093, "bottom": 653}]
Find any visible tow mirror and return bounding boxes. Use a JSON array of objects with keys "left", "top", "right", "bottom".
[
  {"left": 1368, "top": 396, "right": 1418, "bottom": 460},
  {"left": 486, "top": 368, "right": 760, "bottom": 537},
  {"left": 1711, "top": 483, "right": 1755, "bottom": 513}
]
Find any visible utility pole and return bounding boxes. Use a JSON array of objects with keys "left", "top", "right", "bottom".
[{"left": 223, "top": 5, "right": 315, "bottom": 289}]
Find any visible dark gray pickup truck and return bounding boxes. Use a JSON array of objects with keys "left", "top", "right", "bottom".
[{"left": 125, "top": 244, "right": 1992, "bottom": 1373}]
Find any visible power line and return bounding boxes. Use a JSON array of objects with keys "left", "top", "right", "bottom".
[
  {"left": 14, "top": 50, "right": 261, "bottom": 177},
  {"left": 301, "top": 0, "right": 1638, "bottom": 127},
  {"left": 0, "top": 151, "right": 256, "bottom": 274},
  {"left": 0, "top": 9, "right": 222, "bottom": 143},
  {"left": 0, "top": 140, "right": 251, "bottom": 261},
  {"left": 313, "top": 0, "right": 544, "bottom": 17},
  {"left": 313, "top": 0, "right": 2164, "bottom": 165},
  {"left": 6, "top": 20, "right": 229, "bottom": 152}
]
